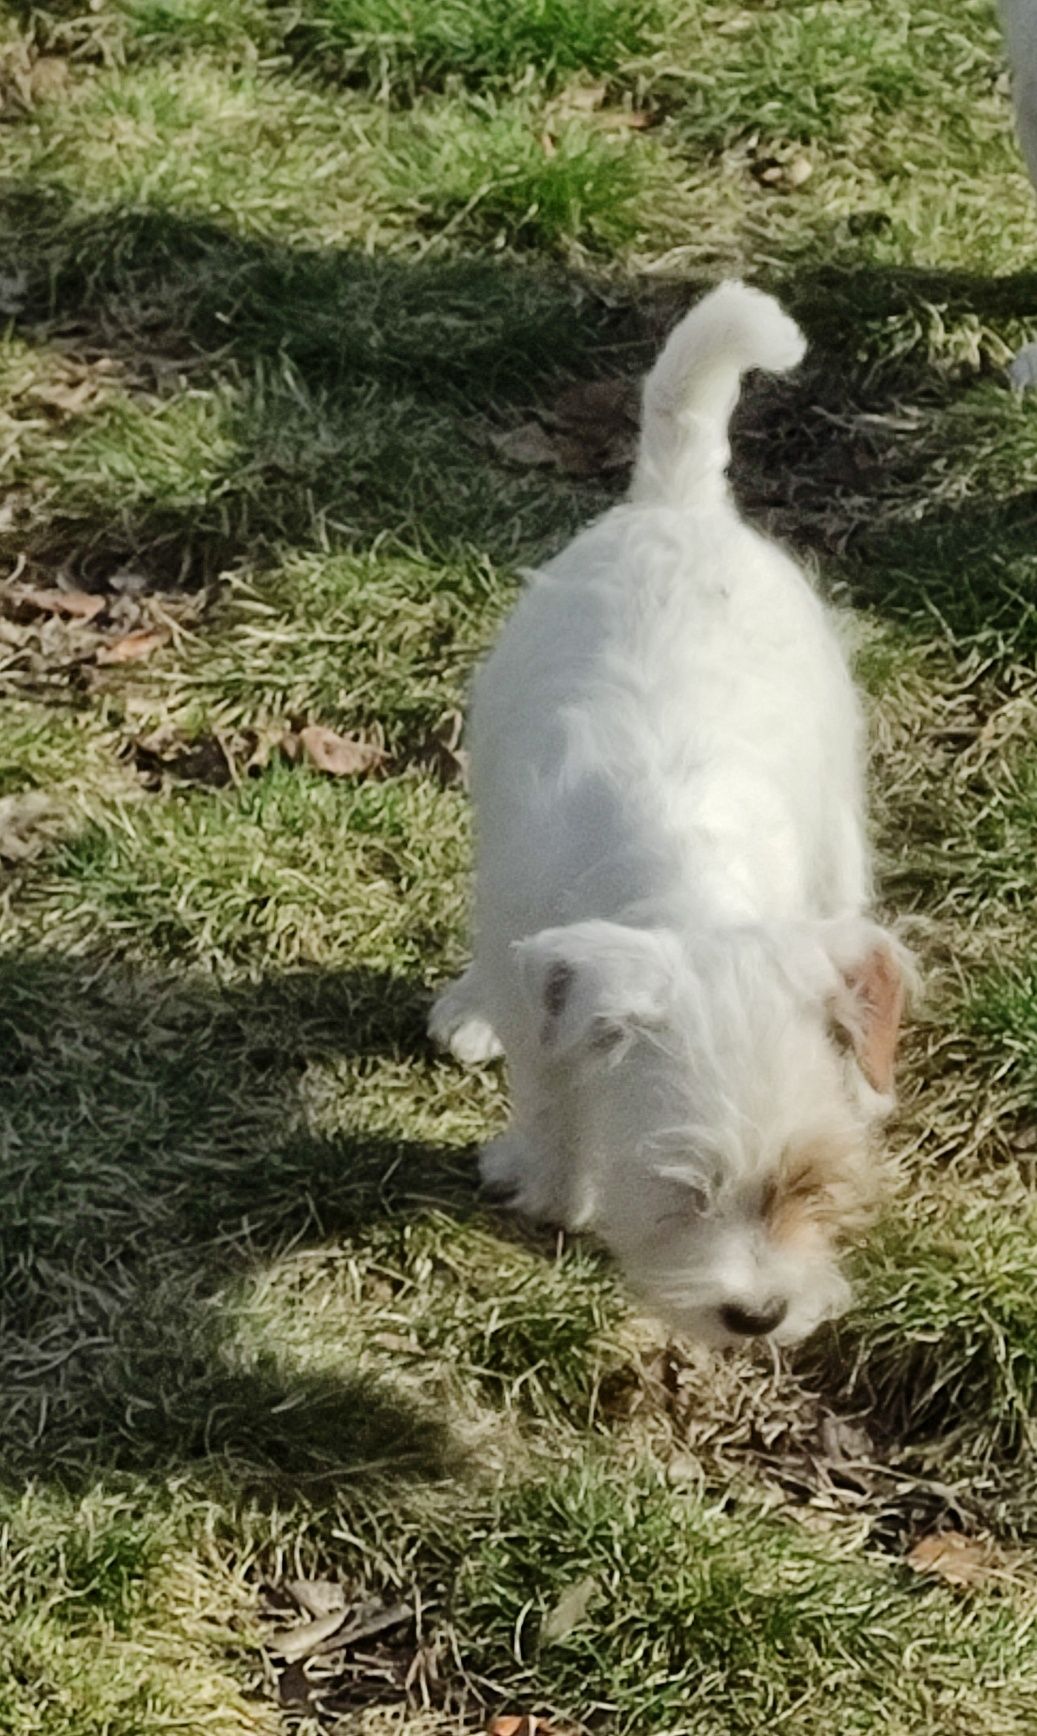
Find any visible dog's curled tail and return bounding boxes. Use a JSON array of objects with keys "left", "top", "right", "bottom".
[{"left": 631, "top": 280, "right": 805, "bottom": 507}]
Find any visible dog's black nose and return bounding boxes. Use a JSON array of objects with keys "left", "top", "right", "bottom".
[{"left": 719, "top": 1299, "right": 788, "bottom": 1337}]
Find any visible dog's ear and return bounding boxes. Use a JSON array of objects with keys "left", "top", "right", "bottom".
[
  {"left": 819, "top": 920, "right": 911, "bottom": 1098},
  {"left": 514, "top": 921, "right": 682, "bottom": 1057}
]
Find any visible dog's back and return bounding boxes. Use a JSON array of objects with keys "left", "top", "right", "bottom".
[{"left": 470, "top": 284, "right": 866, "bottom": 991}]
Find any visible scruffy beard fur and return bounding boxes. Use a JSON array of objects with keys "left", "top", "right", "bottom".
[{"left": 430, "top": 283, "right": 910, "bottom": 1349}]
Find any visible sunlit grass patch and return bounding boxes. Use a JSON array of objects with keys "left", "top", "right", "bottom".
[
  {"left": 285, "top": 0, "right": 662, "bottom": 93},
  {"left": 47, "top": 767, "right": 471, "bottom": 973},
  {"left": 0, "top": 1486, "right": 261, "bottom": 1736},
  {"left": 381, "top": 97, "right": 662, "bottom": 252},
  {"left": 834, "top": 1186, "right": 1037, "bottom": 1463},
  {"left": 455, "top": 1459, "right": 1037, "bottom": 1734}
]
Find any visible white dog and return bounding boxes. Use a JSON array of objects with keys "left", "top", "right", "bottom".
[
  {"left": 432, "top": 283, "right": 906, "bottom": 1347},
  {"left": 1001, "top": 0, "right": 1037, "bottom": 385}
]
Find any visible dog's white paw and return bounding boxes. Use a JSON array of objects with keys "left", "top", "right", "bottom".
[
  {"left": 429, "top": 973, "right": 503, "bottom": 1064},
  {"left": 447, "top": 1014, "right": 503, "bottom": 1065},
  {"left": 1009, "top": 339, "right": 1037, "bottom": 392}
]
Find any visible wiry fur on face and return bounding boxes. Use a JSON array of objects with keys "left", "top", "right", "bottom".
[{"left": 514, "top": 918, "right": 900, "bottom": 1346}]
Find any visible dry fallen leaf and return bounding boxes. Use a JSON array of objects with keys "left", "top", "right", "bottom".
[
  {"left": 268, "top": 1608, "right": 350, "bottom": 1663},
  {"left": 0, "top": 791, "right": 63, "bottom": 864},
  {"left": 541, "top": 1575, "right": 598, "bottom": 1644},
  {"left": 297, "top": 724, "right": 386, "bottom": 777},
  {"left": 13, "top": 586, "right": 105, "bottom": 623},
  {"left": 97, "top": 629, "right": 168, "bottom": 665},
  {"left": 130, "top": 728, "right": 233, "bottom": 789},
  {"left": 489, "top": 1719, "right": 564, "bottom": 1736},
  {"left": 551, "top": 377, "right": 639, "bottom": 476},
  {"left": 491, "top": 380, "right": 638, "bottom": 480},
  {"left": 906, "top": 1532, "right": 1004, "bottom": 1590},
  {"left": 282, "top": 1579, "right": 348, "bottom": 1621},
  {"left": 490, "top": 422, "right": 562, "bottom": 469},
  {"left": 553, "top": 378, "right": 639, "bottom": 431}
]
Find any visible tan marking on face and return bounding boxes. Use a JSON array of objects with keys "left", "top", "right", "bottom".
[{"left": 763, "top": 1132, "right": 876, "bottom": 1247}]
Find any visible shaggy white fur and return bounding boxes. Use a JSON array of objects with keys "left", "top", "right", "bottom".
[
  {"left": 431, "top": 282, "right": 907, "bottom": 1347},
  {"left": 1001, "top": 0, "right": 1037, "bottom": 386}
]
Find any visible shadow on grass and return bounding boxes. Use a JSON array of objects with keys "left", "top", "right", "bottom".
[
  {"left": 6, "top": 179, "right": 1037, "bottom": 643},
  {"left": 0, "top": 949, "right": 487, "bottom": 1499},
  {"left": 1, "top": 182, "right": 626, "bottom": 584}
]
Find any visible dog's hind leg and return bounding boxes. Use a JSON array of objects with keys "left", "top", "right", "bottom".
[{"left": 428, "top": 964, "right": 503, "bottom": 1064}]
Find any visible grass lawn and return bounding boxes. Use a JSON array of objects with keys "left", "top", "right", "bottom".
[{"left": 2, "top": 0, "right": 1037, "bottom": 1730}]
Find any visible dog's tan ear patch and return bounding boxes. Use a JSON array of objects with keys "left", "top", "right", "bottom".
[{"left": 842, "top": 943, "right": 904, "bottom": 1095}]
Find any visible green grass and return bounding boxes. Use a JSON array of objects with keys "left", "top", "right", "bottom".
[
  {"left": 455, "top": 1460, "right": 1037, "bottom": 1734},
  {"left": 3, "top": 0, "right": 1037, "bottom": 1730}
]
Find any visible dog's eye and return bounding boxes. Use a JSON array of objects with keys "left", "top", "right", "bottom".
[{"left": 655, "top": 1179, "right": 708, "bottom": 1224}]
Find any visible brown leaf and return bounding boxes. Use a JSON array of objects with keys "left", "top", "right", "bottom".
[
  {"left": 97, "top": 629, "right": 168, "bottom": 665},
  {"left": 490, "top": 422, "right": 561, "bottom": 468},
  {"left": 13, "top": 586, "right": 105, "bottom": 623},
  {"left": 906, "top": 1532, "right": 1003, "bottom": 1590},
  {"left": 130, "top": 728, "right": 233, "bottom": 789},
  {"left": 492, "top": 379, "right": 639, "bottom": 479},
  {"left": 322, "top": 1601, "right": 411, "bottom": 1653},
  {"left": 488, "top": 1719, "right": 566, "bottom": 1736},
  {"left": 553, "top": 378, "right": 639, "bottom": 432},
  {"left": 298, "top": 724, "right": 386, "bottom": 778},
  {"left": 551, "top": 378, "right": 639, "bottom": 475}
]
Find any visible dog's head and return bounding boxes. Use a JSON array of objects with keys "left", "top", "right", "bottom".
[{"left": 515, "top": 916, "right": 908, "bottom": 1346}]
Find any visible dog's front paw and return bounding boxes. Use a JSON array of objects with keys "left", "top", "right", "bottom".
[
  {"left": 429, "top": 973, "right": 503, "bottom": 1064},
  {"left": 446, "top": 1014, "right": 504, "bottom": 1065},
  {"left": 1009, "top": 339, "right": 1037, "bottom": 392}
]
